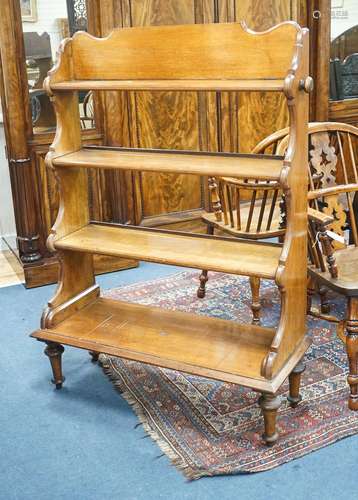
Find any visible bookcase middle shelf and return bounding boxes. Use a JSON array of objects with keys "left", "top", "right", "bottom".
[
  {"left": 54, "top": 223, "right": 282, "bottom": 280},
  {"left": 52, "top": 147, "right": 284, "bottom": 181}
]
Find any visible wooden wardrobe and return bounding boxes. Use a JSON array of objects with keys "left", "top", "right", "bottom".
[{"left": 0, "top": 0, "right": 328, "bottom": 287}]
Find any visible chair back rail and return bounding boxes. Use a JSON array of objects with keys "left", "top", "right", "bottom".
[
  {"left": 207, "top": 122, "right": 358, "bottom": 248},
  {"left": 300, "top": 123, "right": 358, "bottom": 277},
  {"left": 215, "top": 180, "right": 282, "bottom": 235}
]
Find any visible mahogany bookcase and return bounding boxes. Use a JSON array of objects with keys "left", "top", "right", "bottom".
[{"left": 31, "top": 21, "right": 312, "bottom": 444}]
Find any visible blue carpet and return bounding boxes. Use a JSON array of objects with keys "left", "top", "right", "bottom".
[{"left": 1, "top": 262, "right": 357, "bottom": 500}]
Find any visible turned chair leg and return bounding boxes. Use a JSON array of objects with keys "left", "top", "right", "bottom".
[
  {"left": 197, "top": 225, "right": 214, "bottom": 299},
  {"left": 288, "top": 361, "right": 306, "bottom": 407},
  {"left": 197, "top": 270, "right": 208, "bottom": 298},
  {"left": 258, "top": 392, "right": 281, "bottom": 445},
  {"left": 44, "top": 342, "right": 65, "bottom": 389},
  {"left": 89, "top": 351, "right": 100, "bottom": 363},
  {"left": 346, "top": 297, "right": 358, "bottom": 410},
  {"left": 319, "top": 285, "right": 330, "bottom": 314},
  {"left": 249, "top": 276, "right": 261, "bottom": 324},
  {"left": 307, "top": 276, "right": 315, "bottom": 314}
]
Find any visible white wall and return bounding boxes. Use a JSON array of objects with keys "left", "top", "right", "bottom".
[
  {"left": 22, "top": 0, "right": 68, "bottom": 58},
  {"left": 331, "top": 0, "right": 358, "bottom": 40},
  {"left": 0, "top": 125, "right": 17, "bottom": 247},
  {"left": 0, "top": 1, "right": 68, "bottom": 244}
]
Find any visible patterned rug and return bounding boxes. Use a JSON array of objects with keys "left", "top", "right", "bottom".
[{"left": 101, "top": 270, "right": 358, "bottom": 479}]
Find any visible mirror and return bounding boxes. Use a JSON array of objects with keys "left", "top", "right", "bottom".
[
  {"left": 330, "top": 1, "right": 358, "bottom": 100},
  {"left": 21, "top": 0, "right": 94, "bottom": 133}
]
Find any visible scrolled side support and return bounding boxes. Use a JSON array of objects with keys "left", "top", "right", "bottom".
[{"left": 261, "top": 27, "right": 310, "bottom": 380}]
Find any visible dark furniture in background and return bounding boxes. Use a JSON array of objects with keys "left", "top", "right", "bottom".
[
  {"left": 66, "top": 0, "right": 88, "bottom": 36},
  {"left": 330, "top": 54, "right": 358, "bottom": 101},
  {"left": 329, "top": 23, "right": 358, "bottom": 127},
  {"left": 331, "top": 25, "right": 358, "bottom": 61}
]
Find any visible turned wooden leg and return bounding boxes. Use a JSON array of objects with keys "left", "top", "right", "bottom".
[
  {"left": 258, "top": 392, "right": 281, "bottom": 445},
  {"left": 89, "top": 351, "right": 100, "bottom": 363},
  {"left": 319, "top": 285, "right": 330, "bottom": 314},
  {"left": 346, "top": 297, "right": 358, "bottom": 410},
  {"left": 44, "top": 342, "right": 65, "bottom": 389},
  {"left": 197, "top": 225, "right": 214, "bottom": 299},
  {"left": 197, "top": 270, "right": 208, "bottom": 298},
  {"left": 307, "top": 276, "right": 315, "bottom": 314},
  {"left": 288, "top": 361, "right": 306, "bottom": 407},
  {"left": 249, "top": 276, "right": 261, "bottom": 325}
]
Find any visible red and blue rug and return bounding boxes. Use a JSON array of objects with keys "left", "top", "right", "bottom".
[{"left": 101, "top": 270, "right": 358, "bottom": 479}]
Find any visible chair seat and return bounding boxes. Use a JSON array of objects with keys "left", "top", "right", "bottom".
[
  {"left": 202, "top": 203, "right": 284, "bottom": 239},
  {"left": 309, "top": 245, "right": 358, "bottom": 296}
]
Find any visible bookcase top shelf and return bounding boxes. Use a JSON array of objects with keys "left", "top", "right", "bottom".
[
  {"left": 54, "top": 223, "right": 282, "bottom": 279},
  {"left": 49, "top": 79, "right": 285, "bottom": 92},
  {"left": 45, "top": 21, "right": 304, "bottom": 91},
  {"left": 53, "top": 148, "right": 284, "bottom": 180}
]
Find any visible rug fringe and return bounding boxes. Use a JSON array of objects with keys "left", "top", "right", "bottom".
[{"left": 100, "top": 355, "right": 207, "bottom": 480}]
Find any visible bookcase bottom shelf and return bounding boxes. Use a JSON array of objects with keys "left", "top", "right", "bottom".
[{"left": 31, "top": 298, "right": 309, "bottom": 393}]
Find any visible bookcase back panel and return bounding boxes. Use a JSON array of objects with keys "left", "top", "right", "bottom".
[{"left": 68, "top": 22, "right": 300, "bottom": 81}]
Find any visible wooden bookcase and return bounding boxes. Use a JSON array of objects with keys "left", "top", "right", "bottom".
[{"left": 31, "top": 21, "right": 312, "bottom": 445}]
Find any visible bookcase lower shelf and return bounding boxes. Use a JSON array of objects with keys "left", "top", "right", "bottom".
[{"left": 31, "top": 297, "right": 310, "bottom": 393}]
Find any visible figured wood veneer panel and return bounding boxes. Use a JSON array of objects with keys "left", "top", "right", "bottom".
[
  {"left": 218, "top": 0, "right": 297, "bottom": 154},
  {"left": 237, "top": 92, "right": 288, "bottom": 153},
  {"left": 54, "top": 223, "right": 281, "bottom": 278},
  {"left": 129, "top": 0, "right": 196, "bottom": 27},
  {"left": 134, "top": 90, "right": 202, "bottom": 216},
  {"left": 120, "top": 0, "right": 208, "bottom": 221},
  {"left": 234, "top": 0, "right": 293, "bottom": 31}
]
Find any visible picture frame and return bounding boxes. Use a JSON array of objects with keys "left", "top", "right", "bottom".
[{"left": 21, "top": 0, "right": 38, "bottom": 23}]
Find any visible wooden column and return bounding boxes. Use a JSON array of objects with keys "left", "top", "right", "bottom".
[
  {"left": 0, "top": 0, "right": 41, "bottom": 262},
  {"left": 306, "top": 0, "right": 331, "bottom": 121}
]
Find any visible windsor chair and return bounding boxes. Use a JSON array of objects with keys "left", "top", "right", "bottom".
[
  {"left": 80, "top": 91, "right": 95, "bottom": 129},
  {"left": 197, "top": 122, "right": 358, "bottom": 327},
  {"left": 197, "top": 174, "right": 284, "bottom": 324},
  {"left": 304, "top": 123, "right": 358, "bottom": 410}
]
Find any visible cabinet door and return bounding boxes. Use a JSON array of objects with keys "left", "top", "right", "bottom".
[
  {"left": 94, "top": 0, "right": 217, "bottom": 229},
  {"left": 218, "top": 0, "right": 303, "bottom": 153}
]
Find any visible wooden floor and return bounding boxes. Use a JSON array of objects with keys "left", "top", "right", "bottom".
[{"left": 0, "top": 249, "right": 24, "bottom": 287}]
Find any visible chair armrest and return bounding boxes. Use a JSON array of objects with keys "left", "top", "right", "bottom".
[
  {"left": 307, "top": 207, "right": 334, "bottom": 226},
  {"left": 308, "top": 183, "right": 358, "bottom": 200},
  {"left": 308, "top": 207, "right": 338, "bottom": 278}
]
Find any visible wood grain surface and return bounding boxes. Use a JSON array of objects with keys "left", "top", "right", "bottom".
[
  {"left": 53, "top": 148, "right": 284, "bottom": 180},
  {"left": 68, "top": 23, "right": 300, "bottom": 81},
  {"left": 54, "top": 223, "right": 282, "bottom": 279},
  {"left": 32, "top": 297, "right": 277, "bottom": 389},
  {"left": 86, "top": 0, "right": 303, "bottom": 225}
]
